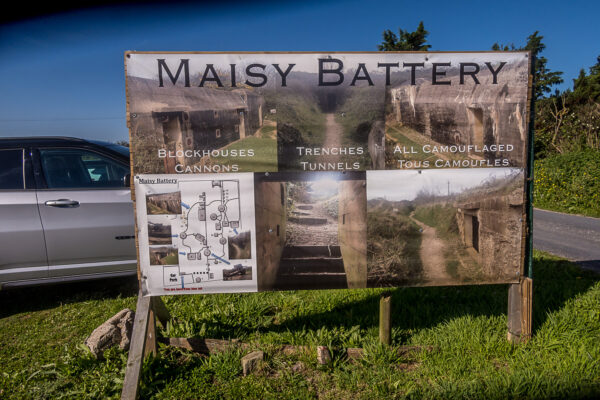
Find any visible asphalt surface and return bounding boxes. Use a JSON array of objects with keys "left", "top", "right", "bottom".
[{"left": 533, "top": 208, "right": 600, "bottom": 272}]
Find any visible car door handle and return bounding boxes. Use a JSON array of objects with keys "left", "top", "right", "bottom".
[{"left": 45, "top": 199, "right": 80, "bottom": 208}]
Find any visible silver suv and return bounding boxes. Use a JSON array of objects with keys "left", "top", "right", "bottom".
[{"left": 0, "top": 137, "right": 136, "bottom": 289}]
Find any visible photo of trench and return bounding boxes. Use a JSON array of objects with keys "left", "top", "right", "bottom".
[
  {"left": 275, "top": 70, "right": 386, "bottom": 171},
  {"left": 366, "top": 168, "right": 524, "bottom": 287},
  {"left": 255, "top": 171, "right": 367, "bottom": 291}
]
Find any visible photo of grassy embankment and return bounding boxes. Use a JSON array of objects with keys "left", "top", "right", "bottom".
[{"left": 367, "top": 201, "right": 423, "bottom": 286}]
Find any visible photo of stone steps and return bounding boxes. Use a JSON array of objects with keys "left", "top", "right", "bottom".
[
  {"left": 275, "top": 245, "right": 346, "bottom": 290},
  {"left": 254, "top": 171, "right": 367, "bottom": 291}
]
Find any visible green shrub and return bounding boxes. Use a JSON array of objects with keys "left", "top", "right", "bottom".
[{"left": 534, "top": 149, "right": 600, "bottom": 217}]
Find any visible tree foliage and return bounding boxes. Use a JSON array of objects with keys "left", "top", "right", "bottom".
[
  {"left": 491, "top": 32, "right": 599, "bottom": 157},
  {"left": 572, "top": 56, "right": 600, "bottom": 104},
  {"left": 375, "top": 24, "right": 598, "bottom": 159},
  {"left": 493, "top": 31, "right": 563, "bottom": 100},
  {"left": 378, "top": 21, "right": 431, "bottom": 51}
]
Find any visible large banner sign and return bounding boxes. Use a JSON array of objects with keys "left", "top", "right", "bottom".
[{"left": 125, "top": 52, "right": 531, "bottom": 296}]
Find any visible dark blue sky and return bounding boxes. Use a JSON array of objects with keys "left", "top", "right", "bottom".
[{"left": 1, "top": 0, "right": 598, "bottom": 142}]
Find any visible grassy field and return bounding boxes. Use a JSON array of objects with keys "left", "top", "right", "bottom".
[
  {"left": 534, "top": 149, "right": 600, "bottom": 217},
  {"left": 412, "top": 204, "right": 458, "bottom": 241},
  {"left": 1, "top": 251, "right": 599, "bottom": 399},
  {"left": 208, "top": 122, "right": 278, "bottom": 172}
]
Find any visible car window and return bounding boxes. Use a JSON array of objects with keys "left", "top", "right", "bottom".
[
  {"left": 0, "top": 149, "right": 25, "bottom": 190},
  {"left": 39, "top": 148, "right": 129, "bottom": 189}
]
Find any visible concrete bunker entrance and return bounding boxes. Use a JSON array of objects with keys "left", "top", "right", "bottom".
[
  {"left": 316, "top": 89, "right": 346, "bottom": 113},
  {"left": 462, "top": 211, "right": 480, "bottom": 253},
  {"left": 472, "top": 215, "right": 480, "bottom": 252},
  {"left": 154, "top": 111, "right": 187, "bottom": 167},
  {"left": 467, "top": 107, "right": 484, "bottom": 148},
  {"left": 237, "top": 109, "right": 246, "bottom": 139}
]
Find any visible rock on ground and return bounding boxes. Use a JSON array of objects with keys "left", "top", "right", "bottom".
[{"left": 85, "top": 308, "right": 134, "bottom": 359}]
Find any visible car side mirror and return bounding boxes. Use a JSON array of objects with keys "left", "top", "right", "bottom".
[{"left": 124, "top": 173, "right": 131, "bottom": 188}]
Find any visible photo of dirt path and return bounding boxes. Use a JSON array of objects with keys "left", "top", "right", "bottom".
[
  {"left": 409, "top": 211, "right": 452, "bottom": 284},
  {"left": 367, "top": 168, "right": 524, "bottom": 287},
  {"left": 321, "top": 113, "right": 343, "bottom": 164}
]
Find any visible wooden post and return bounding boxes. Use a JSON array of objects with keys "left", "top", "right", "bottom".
[
  {"left": 144, "top": 308, "right": 157, "bottom": 358},
  {"left": 507, "top": 277, "right": 532, "bottom": 343},
  {"left": 121, "top": 290, "right": 152, "bottom": 400},
  {"left": 379, "top": 292, "right": 392, "bottom": 345}
]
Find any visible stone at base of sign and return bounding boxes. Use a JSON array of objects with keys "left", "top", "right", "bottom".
[
  {"left": 291, "top": 361, "right": 305, "bottom": 373},
  {"left": 317, "top": 346, "right": 332, "bottom": 365},
  {"left": 241, "top": 350, "right": 264, "bottom": 376},
  {"left": 85, "top": 308, "right": 134, "bottom": 359}
]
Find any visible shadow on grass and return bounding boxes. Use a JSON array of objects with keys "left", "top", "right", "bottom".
[
  {"left": 196, "top": 252, "right": 599, "bottom": 340},
  {"left": 0, "top": 275, "right": 138, "bottom": 319}
]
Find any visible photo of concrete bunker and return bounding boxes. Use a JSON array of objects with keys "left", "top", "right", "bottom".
[
  {"left": 146, "top": 191, "right": 181, "bottom": 215},
  {"left": 383, "top": 58, "right": 529, "bottom": 169},
  {"left": 149, "top": 245, "right": 179, "bottom": 266},
  {"left": 148, "top": 215, "right": 174, "bottom": 245},
  {"left": 146, "top": 192, "right": 181, "bottom": 215},
  {"left": 127, "top": 75, "right": 276, "bottom": 174},
  {"left": 367, "top": 168, "right": 523, "bottom": 287},
  {"left": 254, "top": 171, "right": 367, "bottom": 291},
  {"left": 223, "top": 263, "right": 253, "bottom": 281}
]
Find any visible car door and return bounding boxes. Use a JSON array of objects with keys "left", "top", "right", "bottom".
[
  {"left": 34, "top": 146, "right": 137, "bottom": 277},
  {"left": 0, "top": 147, "right": 48, "bottom": 284}
]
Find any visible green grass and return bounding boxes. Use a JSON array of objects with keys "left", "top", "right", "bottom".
[
  {"left": 335, "top": 86, "right": 384, "bottom": 147},
  {"left": 275, "top": 91, "right": 326, "bottom": 145},
  {"left": 1, "top": 252, "right": 599, "bottom": 399},
  {"left": 412, "top": 204, "right": 459, "bottom": 240},
  {"left": 385, "top": 124, "right": 437, "bottom": 164},
  {"left": 163, "top": 253, "right": 179, "bottom": 265},
  {"left": 534, "top": 149, "right": 600, "bottom": 217},
  {"left": 213, "top": 134, "right": 278, "bottom": 172}
]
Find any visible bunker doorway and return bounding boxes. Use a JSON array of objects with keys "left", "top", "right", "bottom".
[
  {"left": 467, "top": 107, "right": 484, "bottom": 148},
  {"left": 238, "top": 110, "right": 246, "bottom": 139},
  {"left": 154, "top": 112, "right": 187, "bottom": 171},
  {"left": 472, "top": 215, "right": 479, "bottom": 252}
]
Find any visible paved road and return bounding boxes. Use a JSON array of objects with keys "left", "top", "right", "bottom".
[{"left": 533, "top": 208, "right": 600, "bottom": 271}]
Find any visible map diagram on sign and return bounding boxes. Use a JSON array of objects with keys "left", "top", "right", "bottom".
[{"left": 138, "top": 173, "right": 257, "bottom": 295}]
